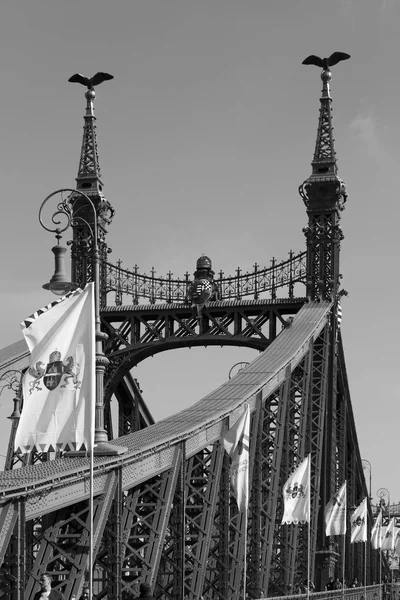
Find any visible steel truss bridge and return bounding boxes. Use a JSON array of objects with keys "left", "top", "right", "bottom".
[{"left": 0, "top": 60, "right": 386, "bottom": 600}]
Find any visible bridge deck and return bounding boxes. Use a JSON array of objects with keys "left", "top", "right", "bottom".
[{"left": 0, "top": 300, "right": 331, "bottom": 519}]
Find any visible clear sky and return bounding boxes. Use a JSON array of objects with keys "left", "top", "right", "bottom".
[{"left": 0, "top": 0, "right": 399, "bottom": 504}]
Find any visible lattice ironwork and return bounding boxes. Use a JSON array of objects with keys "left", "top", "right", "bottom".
[
  {"left": 313, "top": 96, "right": 335, "bottom": 165},
  {"left": 0, "top": 306, "right": 386, "bottom": 598},
  {"left": 104, "top": 251, "right": 307, "bottom": 306},
  {"left": 101, "top": 299, "right": 304, "bottom": 406}
]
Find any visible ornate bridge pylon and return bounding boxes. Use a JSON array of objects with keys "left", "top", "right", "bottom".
[{"left": 0, "top": 56, "right": 382, "bottom": 600}]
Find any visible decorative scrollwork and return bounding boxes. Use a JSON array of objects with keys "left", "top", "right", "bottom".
[
  {"left": 104, "top": 251, "right": 307, "bottom": 305},
  {"left": 0, "top": 370, "right": 22, "bottom": 395},
  {"left": 39, "top": 192, "right": 73, "bottom": 239},
  {"left": 39, "top": 188, "right": 97, "bottom": 244}
]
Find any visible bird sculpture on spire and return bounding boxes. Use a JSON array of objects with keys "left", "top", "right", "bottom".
[
  {"left": 68, "top": 72, "right": 114, "bottom": 88},
  {"left": 302, "top": 52, "right": 350, "bottom": 69}
]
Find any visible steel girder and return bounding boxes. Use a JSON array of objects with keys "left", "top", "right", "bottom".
[
  {"left": 0, "top": 301, "right": 381, "bottom": 597},
  {"left": 101, "top": 299, "right": 304, "bottom": 404},
  {"left": 20, "top": 471, "right": 119, "bottom": 600},
  {"left": 335, "top": 337, "right": 383, "bottom": 586}
]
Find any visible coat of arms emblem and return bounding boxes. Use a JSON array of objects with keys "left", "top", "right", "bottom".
[
  {"left": 286, "top": 482, "right": 306, "bottom": 500},
  {"left": 44, "top": 351, "right": 64, "bottom": 390},
  {"left": 28, "top": 350, "right": 82, "bottom": 394}
]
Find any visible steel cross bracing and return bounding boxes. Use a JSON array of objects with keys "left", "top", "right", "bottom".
[
  {"left": 0, "top": 302, "right": 326, "bottom": 594},
  {"left": 0, "top": 301, "right": 382, "bottom": 598},
  {"left": 100, "top": 298, "right": 305, "bottom": 419}
]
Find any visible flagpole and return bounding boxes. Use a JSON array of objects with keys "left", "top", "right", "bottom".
[
  {"left": 342, "top": 532, "right": 346, "bottom": 598},
  {"left": 307, "top": 520, "right": 310, "bottom": 600},
  {"left": 307, "top": 455, "right": 311, "bottom": 600},
  {"left": 87, "top": 281, "right": 95, "bottom": 600},
  {"left": 364, "top": 541, "right": 367, "bottom": 593},
  {"left": 222, "top": 404, "right": 250, "bottom": 600},
  {"left": 243, "top": 506, "right": 248, "bottom": 600},
  {"left": 89, "top": 446, "right": 94, "bottom": 600}
]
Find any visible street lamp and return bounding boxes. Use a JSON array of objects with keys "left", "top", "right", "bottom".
[
  {"left": 40, "top": 188, "right": 126, "bottom": 456},
  {"left": 362, "top": 459, "right": 372, "bottom": 501},
  {"left": 228, "top": 362, "right": 250, "bottom": 379},
  {"left": 377, "top": 488, "right": 391, "bottom": 520}
]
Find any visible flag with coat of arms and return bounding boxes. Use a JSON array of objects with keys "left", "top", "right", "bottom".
[
  {"left": 222, "top": 404, "right": 250, "bottom": 512},
  {"left": 281, "top": 455, "right": 310, "bottom": 525},
  {"left": 350, "top": 498, "right": 368, "bottom": 543},
  {"left": 14, "top": 283, "right": 95, "bottom": 454},
  {"left": 325, "top": 481, "right": 347, "bottom": 536},
  {"left": 381, "top": 517, "right": 398, "bottom": 551},
  {"left": 371, "top": 510, "right": 383, "bottom": 550}
]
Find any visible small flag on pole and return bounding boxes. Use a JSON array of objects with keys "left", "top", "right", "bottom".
[
  {"left": 15, "top": 283, "right": 95, "bottom": 454},
  {"left": 222, "top": 404, "right": 250, "bottom": 512},
  {"left": 371, "top": 510, "right": 383, "bottom": 550},
  {"left": 281, "top": 455, "right": 310, "bottom": 524},
  {"left": 381, "top": 518, "right": 397, "bottom": 551},
  {"left": 325, "top": 481, "right": 347, "bottom": 536},
  {"left": 350, "top": 498, "right": 368, "bottom": 543}
]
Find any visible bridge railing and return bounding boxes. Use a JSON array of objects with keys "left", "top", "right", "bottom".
[
  {"left": 270, "top": 585, "right": 400, "bottom": 600},
  {"left": 104, "top": 250, "right": 307, "bottom": 305}
]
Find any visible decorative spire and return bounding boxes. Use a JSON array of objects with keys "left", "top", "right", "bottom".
[
  {"left": 76, "top": 87, "right": 103, "bottom": 192},
  {"left": 68, "top": 72, "right": 113, "bottom": 195},
  {"left": 311, "top": 68, "right": 336, "bottom": 177},
  {"left": 302, "top": 52, "right": 350, "bottom": 184},
  {"left": 299, "top": 54, "right": 349, "bottom": 301},
  {"left": 68, "top": 73, "right": 115, "bottom": 302}
]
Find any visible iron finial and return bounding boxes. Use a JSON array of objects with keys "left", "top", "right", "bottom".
[{"left": 302, "top": 52, "right": 350, "bottom": 98}]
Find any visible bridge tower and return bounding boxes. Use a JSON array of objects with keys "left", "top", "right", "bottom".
[
  {"left": 299, "top": 59, "right": 347, "bottom": 302},
  {"left": 300, "top": 54, "right": 351, "bottom": 588}
]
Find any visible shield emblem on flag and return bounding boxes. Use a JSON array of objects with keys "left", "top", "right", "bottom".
[
  {"left": 43, "top": 350, "right": 63, "bottom": 391},
  {"left": 292, "top": 483, "right": 299, "bottom": 498}
]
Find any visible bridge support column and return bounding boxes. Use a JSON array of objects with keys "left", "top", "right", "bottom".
[{"left": 315, "top": 546, "right": 339, "bottom": 591}]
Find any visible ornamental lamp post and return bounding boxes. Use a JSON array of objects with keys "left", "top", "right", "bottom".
[
  {"left": 40, "top": 188, "right": 126, "bottom": 456},
  {"left": 377, "top": 487, "right": 391, "bottom": 521},
  {"left": 377, "top": 488, "right": 393, "bottom": 583}
]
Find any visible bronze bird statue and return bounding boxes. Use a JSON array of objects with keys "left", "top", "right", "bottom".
[
  {"left": 68, "top": 72, "right": 114, "bottom": 88},
  {"left": 302, "top": 52, "right": 350, "bottom": 69}
]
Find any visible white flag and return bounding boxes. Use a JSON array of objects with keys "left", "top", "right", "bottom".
[
  {"left": 381, "top": 518, "right": 397, "bottom": 551},
  {"left": 15, "top": 284, "right": 95, "bottom": 454},
  {"left": 281, "top": 455, "right": 310, "bottom": 524},
  {"left": 222, "top": 404, "right": 250, "bottom": 512},
  {"left": 350, "top": 498, "right": 368, "bottom": 543},
  {"left": 371, "top": 511, "right": 383, "bottom": 550},
  {"left": 394, "top": 528, "right": 400, "bottom": 556},
  {"left": 325, "top": 481, "right": 347, "bottom": 536}
]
